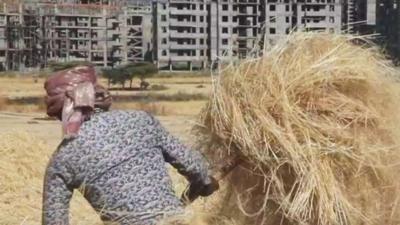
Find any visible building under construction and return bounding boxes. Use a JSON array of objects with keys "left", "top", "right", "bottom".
[
  {"left": 0, "top": 0, "right": 383, "bottom": 71},
  {"left": 0, "top": 0, "right": 153, "bottom": 70}
]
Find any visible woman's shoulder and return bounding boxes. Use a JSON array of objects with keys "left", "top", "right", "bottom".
[{"left": 92, "top": 110, "right": 156, "bottom": 124}]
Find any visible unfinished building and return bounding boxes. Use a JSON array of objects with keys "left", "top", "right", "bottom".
[
  {"left": 209, "top": 0, "right": 263, "bottom": 61},
  {"left": 0, "top": 0, "right": 382, "bottom": 71},
  {"left": 0, "top": 0, "right": 153, "bottom": 70},
  {"left": 265, "top": 0, "right": 343, "bottom": 45},
  {"left": 0, "top": 4, "right": 42, "bottom": 70},
  {"left": 155, "top": 0, "right": 209, "bottom": 70}
]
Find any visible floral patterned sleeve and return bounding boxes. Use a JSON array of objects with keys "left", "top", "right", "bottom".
[
  {"left": 42, "top": 152, "right": 76, "bottom": 225},
  {"left": 151, "top": 115, "right": 212, "bottom": 186}
]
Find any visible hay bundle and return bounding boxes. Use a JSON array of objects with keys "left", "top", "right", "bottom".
[{"left": 198, "top": 32, "right": 400, "bottom": 225}]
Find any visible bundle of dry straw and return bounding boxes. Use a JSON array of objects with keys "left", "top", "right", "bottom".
[{"left": 198, "top": 32, "right": 400, "bottom": 225}]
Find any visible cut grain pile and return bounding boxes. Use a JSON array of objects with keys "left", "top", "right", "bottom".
[
  {"left": 197, "top": 32, "right": 400, "bottom": 225},
  {"left": 0, "top": 132, "right": 102, "bottom": 225}
]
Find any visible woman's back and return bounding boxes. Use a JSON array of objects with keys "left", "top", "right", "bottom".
[{"left": 43, "top": 110, "right": 209, "bottom": 225}]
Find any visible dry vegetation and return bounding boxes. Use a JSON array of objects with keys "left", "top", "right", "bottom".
[
  {"left": 198, "top": 32, "right": 400, "bottom": 225},
  {"left": 0, "top": 132, "right": 102, "bottom": 225},
  {"left": 0, "top": 75, "right": 211, "bottom": 116}
]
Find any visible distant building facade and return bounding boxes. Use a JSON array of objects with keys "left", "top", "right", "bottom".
[
  {"left": 0, "top": 0, "right": 394, "bottom": 71},
  {"left": 0, "top": 0, "right": 153, "bottom": 70}
]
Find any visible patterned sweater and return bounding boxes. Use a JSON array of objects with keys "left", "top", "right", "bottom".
[{"left": 42, "top": 110, "right": 211, "bottom": 225}]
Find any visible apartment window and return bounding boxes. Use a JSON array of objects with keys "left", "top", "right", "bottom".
[
  {"left": 162, "top": 38, "right": 167, "bottom": 44},
  {"left": 222, "top": 39, "right": 228, "bottom": 45},
  {"left": 233, "top": 5, "right": 237, "bottom": 11},
  {"left": 301, "top": 5, "right": 306, "bottom": 11},
  {"left": 222, "top": 4, "right": 228, "bottom": 11},
  {"left": 269, "top": 4, "right": 276, "bottom": 11},
  {"left": 162, "top": 4, "right": 166, "bottom": 9},
  {"left": 162, "top": 50, "right": 167, "bottom": 56},
  {"left": 192, "top": 16, "right": 196, "bottom": 22},
  {"left": 286, "top": 28, "right": 290, "bottom": 34},
  {"left": 233, "top": 28, "right": 237, "bottom": 33},
  {"left": 286, "top": 16, "right": 290, "bottom": 23},
  {"left": 222, "top": 16, "right": 228, "bottom": 22},
  {"left": 233, "top": 16, "right": 237, "bottom": 22},
  {"left": 269, "top": 16, "right": 276, "bottom": 23},
  {"left": 162, "top": 27, "right": 167, "bottom": 33},
  {"left": 200, "top": 27, "right": 204, "bottom": 33},
  {"left": 200, "top": 16, "right": 204, "bottom": 22},
  {"left": 285, "top": 5, "right": 290, "bottom": 11},
  {"left": 222, "top": 27, "right": 228, "bottom": 33},
  {"left": 192, "top": 4, "right": 196, "bottom": 10},
  {"left": 269, "top": 28, "right": 276, "bottom": 34},
  {"left": 329, "top": 5, "right": 335, "bottom": 11},
  {"left": 329, "top": 17, "right": 335, "bottom": 23},
  {"left": 161, "top": 15, "right": 167, "bottom": 21},
  {"left": 192, "top": 27, "right": 196, "bottom": 33},
  {"left": 200, "top": 4, "right": 204, "bottom": 10},
  {"left": 200, "top": 50, "right": 204, "bottom": 56},
  {"left": 200, "top": 39, "right": 204, "bottom": 45}
]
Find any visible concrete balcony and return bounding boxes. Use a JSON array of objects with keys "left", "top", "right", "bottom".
[
  {"left": 235, "top": 0, "right": 259, "bottom": 5},
  {"left": 300, "top": 10, "right": 336, "bottom": 16},
  {"left": 169, "top": 31, "right": 207, "bottom": 38},
  {"left": 169, "top": 8, "right": 207, "bottom": 15},
  {"left": 169, "top": 19, "right": 206, "bottom": 27},
  {"left": 168, "top": 55, "right": 206, "bottom": 62},
  {"left": 304, "top": 21, "right": 329, "bottom": 28},
  {"left": 297, "top": 1, "right": 339, "bottom": 5},
  {"left": 170, "top": 43, "right": 207, "bottom": 50}
]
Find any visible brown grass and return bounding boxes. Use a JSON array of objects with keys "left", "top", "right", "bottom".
[
  {"left": 197, "top": 32, "right": 400, "bottom": 225},
  {"left": 0, "top": 132, "right": 102, "bottom": 225}
]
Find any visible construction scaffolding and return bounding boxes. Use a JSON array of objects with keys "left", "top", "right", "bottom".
[{"left": 0, "top": 0, "right": 152, "bottom": 71}]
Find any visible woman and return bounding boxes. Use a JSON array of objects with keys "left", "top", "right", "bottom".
[{"left": 42, "top": 65, "right": 218, "bottom": 225}]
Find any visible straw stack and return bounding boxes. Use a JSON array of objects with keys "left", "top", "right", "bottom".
[{"left": 197, "top": 32, "right": 400, "bottom": 225}]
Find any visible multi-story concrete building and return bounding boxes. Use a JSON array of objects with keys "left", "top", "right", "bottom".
[
  {"left": 265, "top": 0, "right": 342, "bottom": 45},
  {"left": 0, "top": 0, "right": 152, "bottom": 70},
  {"left": 155, "top": 0, "right": 209, "bottom": 70},
  {"left": 209, "top": 0, "right": 263, "bottom": 61},
  {"left": 0, "top": 0, "right": 387, "bottom": 71}
]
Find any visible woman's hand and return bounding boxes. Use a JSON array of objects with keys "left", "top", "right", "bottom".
[
  {"left": 198, "top": 176, "right": 219, "bottom": 197},
  {"left": 181, "top": 176, "right": 219, "bottom": 204}
]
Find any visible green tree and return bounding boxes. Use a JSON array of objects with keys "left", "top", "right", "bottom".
[
  {"left": 122, "top": 62, "right": 158, "bottom": 89},
  {"left": 48, "top": 61, "right": 92, "bottom": 72}
]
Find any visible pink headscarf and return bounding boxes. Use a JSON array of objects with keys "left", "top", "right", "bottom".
[{"left": 44, "top": 65, "right": 111, "bottom": 139}]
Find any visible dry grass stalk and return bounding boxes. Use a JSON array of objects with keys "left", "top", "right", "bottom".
[
  {"left": 197, "top": 32, "right": 400, "bottom": 225},
  {"left": 0, "top": 132, "right": 102, "bottom": 225}
]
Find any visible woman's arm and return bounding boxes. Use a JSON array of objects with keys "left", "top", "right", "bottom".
[
  {"left": 150, "top": 115, "right": 216, "bottom": 192},
  {"left": 42, "top": 154, "right": 75, "bottom": 225}
]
